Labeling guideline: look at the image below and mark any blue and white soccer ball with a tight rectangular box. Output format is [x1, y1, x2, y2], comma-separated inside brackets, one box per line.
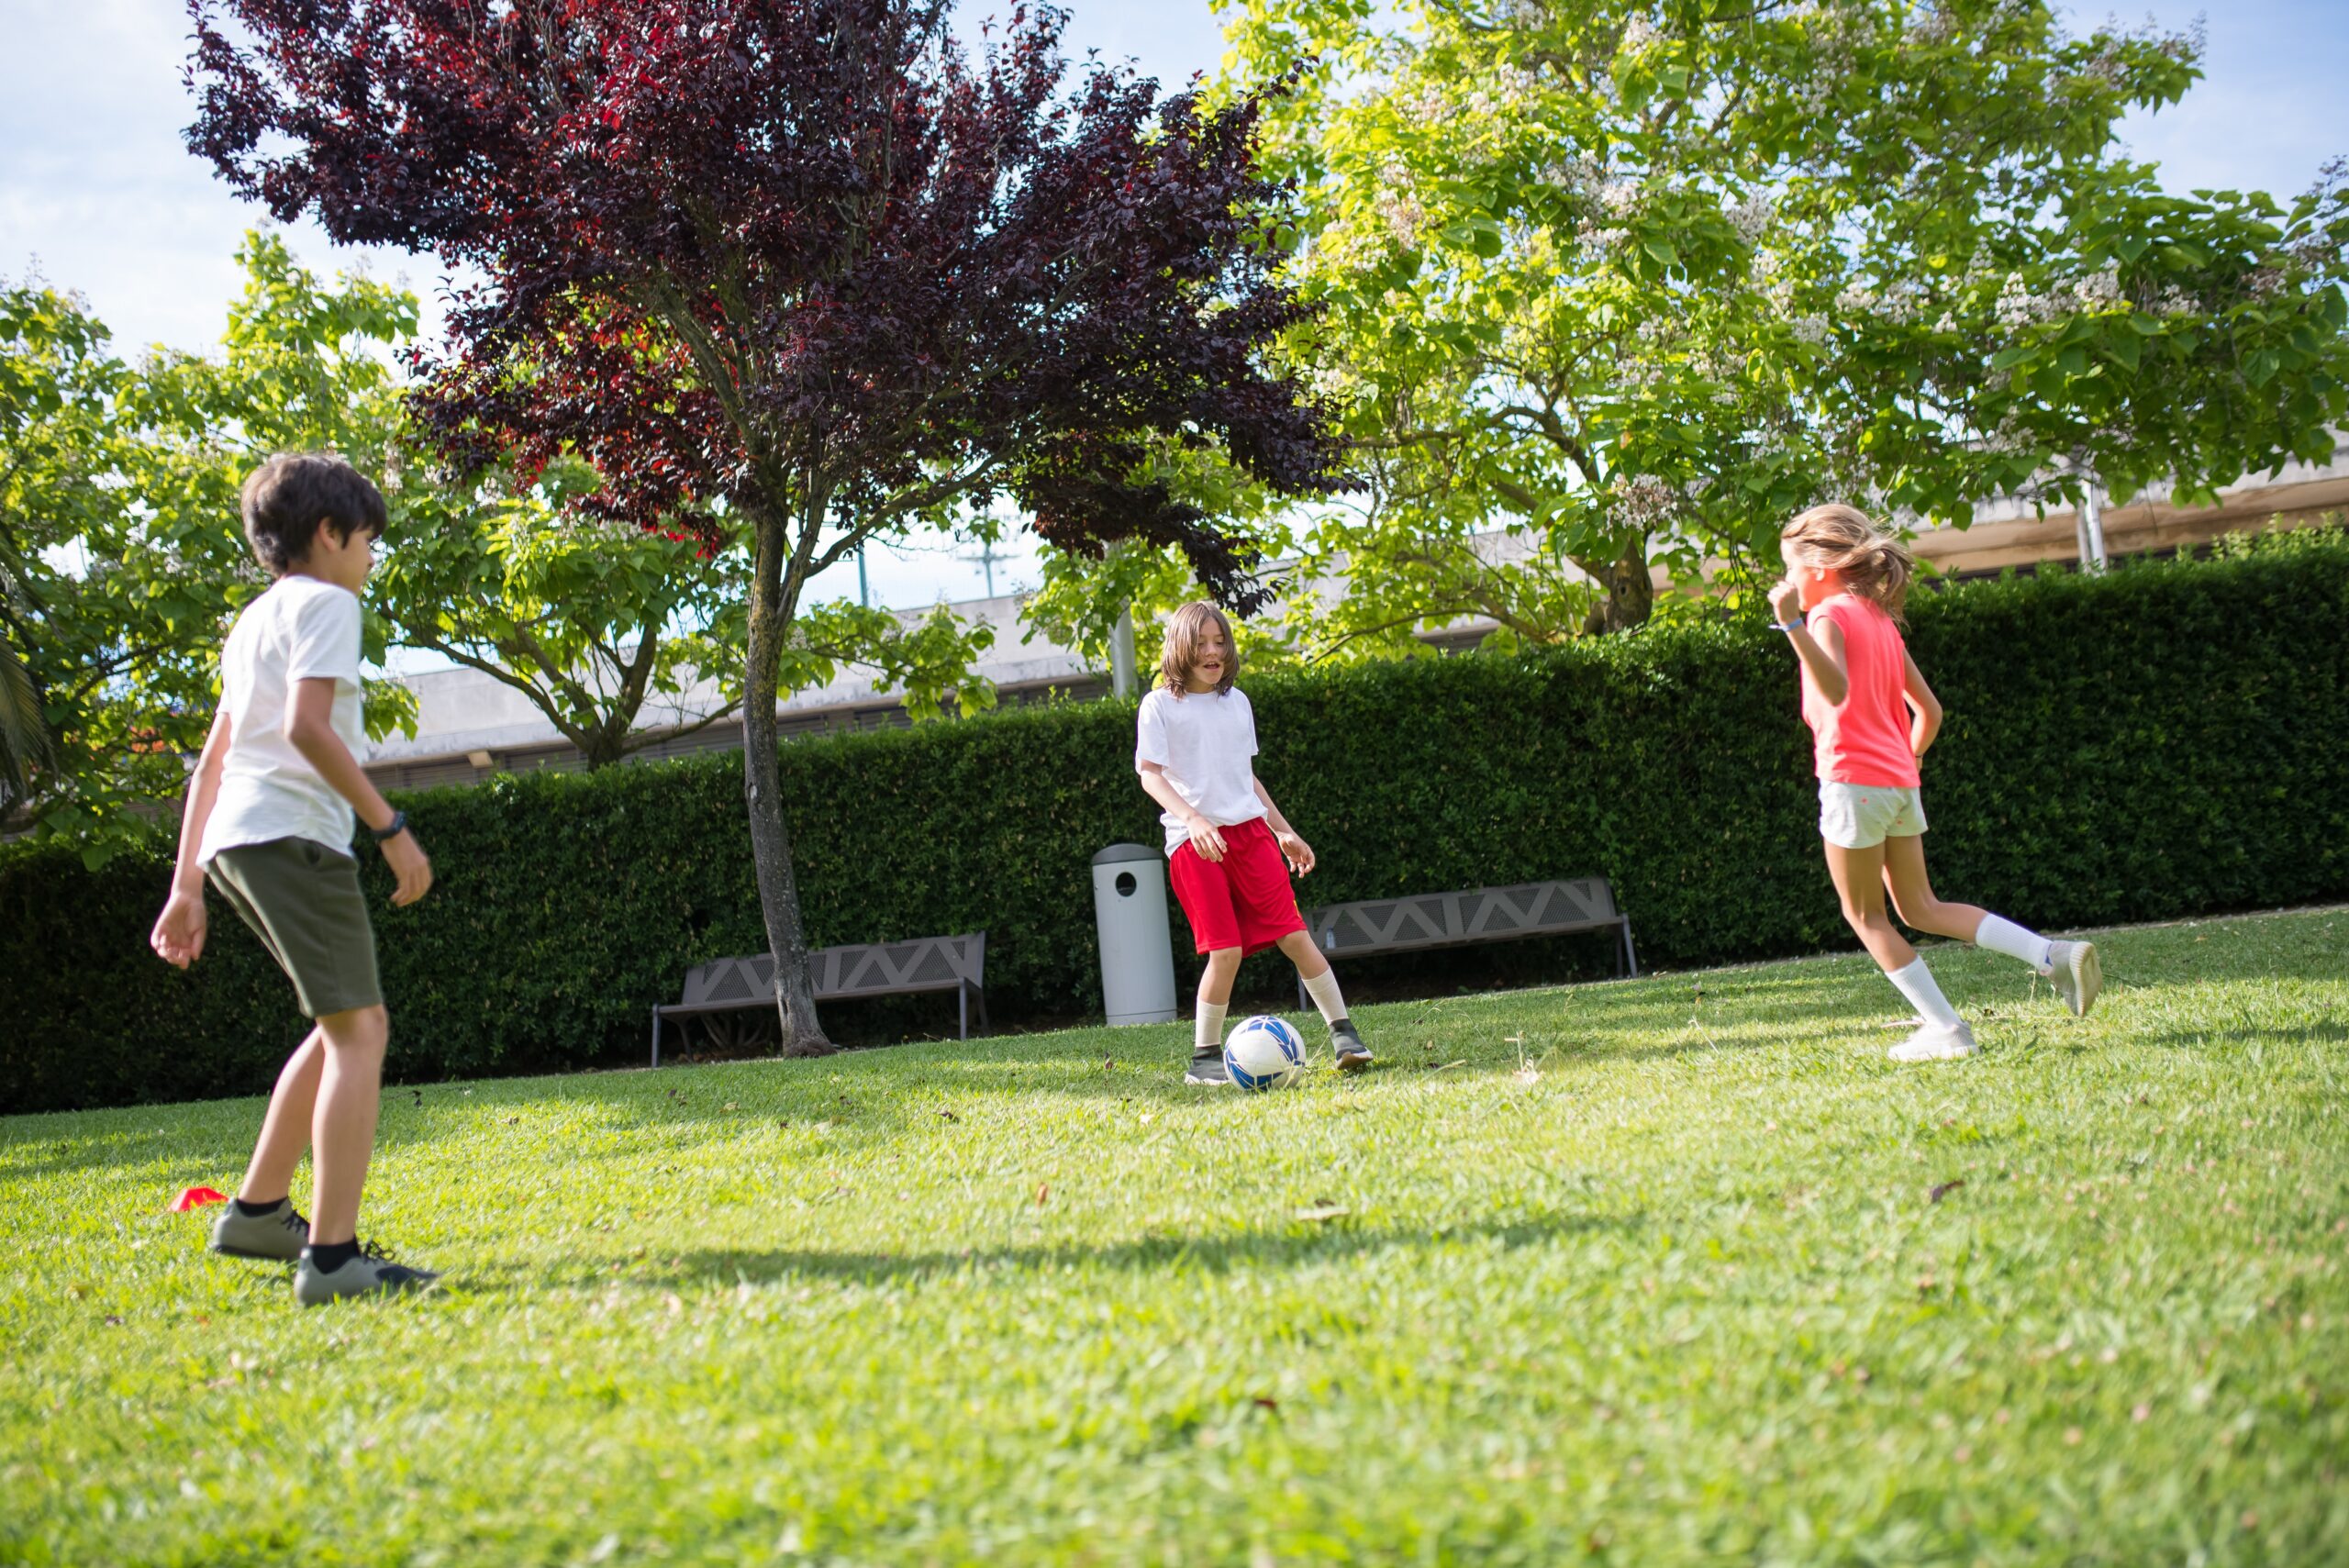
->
[1223, 1015, 1308, 1091]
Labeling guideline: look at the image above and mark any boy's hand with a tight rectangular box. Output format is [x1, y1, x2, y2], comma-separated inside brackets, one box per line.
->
[150, 889, 208, 969]
[382, 829, 434, 906]
[1185, 816, 1229, 863]
[1276, 828, 1316, 876]
[1767, 578, 1803, 625]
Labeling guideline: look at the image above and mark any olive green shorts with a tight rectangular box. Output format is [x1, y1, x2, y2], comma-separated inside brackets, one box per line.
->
[206, 837, 384, 1018]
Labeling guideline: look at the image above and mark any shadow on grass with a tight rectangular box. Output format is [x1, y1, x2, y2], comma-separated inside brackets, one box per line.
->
[485, 1209, 1646, 1296]
[2132, 1020, 2349, 1051]
[13, 912, 2330, 1180]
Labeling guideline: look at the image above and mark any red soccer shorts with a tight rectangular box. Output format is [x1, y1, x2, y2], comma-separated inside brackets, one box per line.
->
[1168, 817, 1307, 956]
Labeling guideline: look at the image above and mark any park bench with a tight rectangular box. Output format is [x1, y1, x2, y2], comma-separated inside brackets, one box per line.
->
[650, 932, 987, 1065]
[1297, 878, 1637, 1006]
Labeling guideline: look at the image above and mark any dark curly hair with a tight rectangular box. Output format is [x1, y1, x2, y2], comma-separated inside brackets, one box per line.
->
[239, 452, 387, 576]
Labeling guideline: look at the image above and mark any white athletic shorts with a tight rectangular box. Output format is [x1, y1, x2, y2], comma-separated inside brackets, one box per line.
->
[1818, 782, 1927, 850]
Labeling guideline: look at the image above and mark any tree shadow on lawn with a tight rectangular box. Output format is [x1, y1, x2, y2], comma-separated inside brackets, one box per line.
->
[2131, 1019, 2349, 1051]
[485, 1207, 1650, 1296]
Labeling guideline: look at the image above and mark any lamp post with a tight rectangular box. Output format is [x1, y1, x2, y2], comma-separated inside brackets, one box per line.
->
[1108, 606, 1137, 698]
[2075, 481, 2109, 574]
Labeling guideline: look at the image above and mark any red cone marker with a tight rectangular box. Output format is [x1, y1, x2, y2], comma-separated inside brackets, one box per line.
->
[172, 1186, 228, 1212]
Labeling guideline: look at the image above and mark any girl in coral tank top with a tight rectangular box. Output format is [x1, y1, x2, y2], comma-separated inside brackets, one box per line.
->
[1770, 505, 2102, 1062]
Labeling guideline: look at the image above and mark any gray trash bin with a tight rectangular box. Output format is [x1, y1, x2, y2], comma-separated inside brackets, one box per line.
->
[1092, 842, 1177, 1026]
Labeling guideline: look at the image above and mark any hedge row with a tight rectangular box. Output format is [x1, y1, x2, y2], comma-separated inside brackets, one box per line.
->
[5, 532, 2344, 1113]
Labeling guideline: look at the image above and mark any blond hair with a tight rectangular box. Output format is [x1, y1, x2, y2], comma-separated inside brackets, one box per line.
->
[1157, 601, 1238, 696]
[1781, 503, 1914, 625]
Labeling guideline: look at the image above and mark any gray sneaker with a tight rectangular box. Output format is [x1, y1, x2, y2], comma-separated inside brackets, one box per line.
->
[209, 1199, 309, 1262]
[1888, 1019, 1977, 1062]
[294, 1244, 441, 1307]
[1185, 1050, 1232, 1086]
[1330, 1021, 1372, 1073]
[2047, 940, 2102, 1018]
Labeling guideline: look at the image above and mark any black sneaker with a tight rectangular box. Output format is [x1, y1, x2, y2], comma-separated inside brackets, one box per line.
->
[294, 1242, 441, 1307]
[1331, 1020, 1372, 1073]
[209, 1198, 309, 1262]
[1184, 1049, 1232, 1086]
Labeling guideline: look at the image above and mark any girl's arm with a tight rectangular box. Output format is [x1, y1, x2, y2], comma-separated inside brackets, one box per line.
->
[1902, 650, 1943, 759]
[1140, 761, 1227, 862]
[1252, 776, 1315, 876]
[1767, 580, 1848, 705]
[1789, 616, 1849, 706]
[150, 706, 232, 968]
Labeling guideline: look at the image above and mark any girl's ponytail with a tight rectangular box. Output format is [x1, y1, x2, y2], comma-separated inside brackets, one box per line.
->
[1781, 504, 1915, 625]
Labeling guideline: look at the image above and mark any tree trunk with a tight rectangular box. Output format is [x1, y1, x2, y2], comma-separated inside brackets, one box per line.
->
[741, 513, 834, 1057]
[1574, 543, 1656, 635]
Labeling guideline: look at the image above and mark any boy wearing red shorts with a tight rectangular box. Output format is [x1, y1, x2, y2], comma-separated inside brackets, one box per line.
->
[1135, 602, 1372, 1085]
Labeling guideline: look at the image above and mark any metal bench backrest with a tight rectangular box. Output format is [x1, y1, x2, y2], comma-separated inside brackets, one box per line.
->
[1310, 878, 1620, 957]
[678, 933, 984, 1006]
[817, 933, 985, 999]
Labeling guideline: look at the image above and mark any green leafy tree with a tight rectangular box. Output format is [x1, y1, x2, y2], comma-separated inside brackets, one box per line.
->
[1219, 0, 2349, 647]
[0, 281, 265, 858]
[3, 236, 998, 858]
[1019, 442, 1308, 677]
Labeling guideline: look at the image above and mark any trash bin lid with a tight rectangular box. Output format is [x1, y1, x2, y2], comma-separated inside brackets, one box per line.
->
[1091, 842, 1162, 866]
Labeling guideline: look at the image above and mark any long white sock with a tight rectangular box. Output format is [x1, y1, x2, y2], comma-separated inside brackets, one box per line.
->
[1974, 914, 2054, 974]
[1195, 1000, 1229, 1053]
[1885, 957, 1965, 1029]
[1300, 968, 1349, 1027]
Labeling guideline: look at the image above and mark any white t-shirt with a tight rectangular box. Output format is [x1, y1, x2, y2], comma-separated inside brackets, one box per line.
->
[198, 575, 368, 864]
[1134, 684, 1266, 857]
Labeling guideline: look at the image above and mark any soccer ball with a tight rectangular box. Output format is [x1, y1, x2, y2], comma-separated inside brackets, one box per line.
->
[1223, 1015, 1308, 1091]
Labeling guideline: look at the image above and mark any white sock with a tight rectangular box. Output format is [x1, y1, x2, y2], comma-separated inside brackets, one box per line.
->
[1885, 957, 1965, 1029]
[1974, 914, 2054, 974]
[1195, 1000, 1229, 1053]
[1300, 967, 1349, 1027]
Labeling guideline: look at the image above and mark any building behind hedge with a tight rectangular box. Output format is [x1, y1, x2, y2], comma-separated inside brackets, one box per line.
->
[363, 441, 2349, 795]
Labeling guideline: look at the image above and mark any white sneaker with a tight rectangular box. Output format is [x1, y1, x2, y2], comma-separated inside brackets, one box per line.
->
[2046, 940, 2101, 1018]
[1888, 1020, 1976, 1062]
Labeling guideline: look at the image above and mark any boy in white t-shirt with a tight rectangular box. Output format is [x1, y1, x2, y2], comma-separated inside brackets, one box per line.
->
[1135, 602, 1371, 1084]
[149, 453, 441, 1306]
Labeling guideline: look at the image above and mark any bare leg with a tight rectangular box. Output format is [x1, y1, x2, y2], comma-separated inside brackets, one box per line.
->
[1822, 840, 1916, 973]
[238, 1027, 324, 1204]
[1879, 834, 1989, 943]
[308, 1004, 389, 1247]
[1275, 929, 1330, 981]
[1197, 949, 1243, 1011]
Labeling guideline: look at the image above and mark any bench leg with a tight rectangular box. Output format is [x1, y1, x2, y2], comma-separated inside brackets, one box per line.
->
[1621, 920, 1640, 979]
[974, 987, 989, 1037]
[650, 1006, 662, 1069]
[958, 985, 969, 1041]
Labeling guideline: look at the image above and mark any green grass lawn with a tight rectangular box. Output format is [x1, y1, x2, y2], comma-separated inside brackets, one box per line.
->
[3, 907, 2345, 1567]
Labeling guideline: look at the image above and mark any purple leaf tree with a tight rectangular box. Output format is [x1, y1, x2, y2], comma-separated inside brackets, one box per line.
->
[187, 0, 1343, 1052]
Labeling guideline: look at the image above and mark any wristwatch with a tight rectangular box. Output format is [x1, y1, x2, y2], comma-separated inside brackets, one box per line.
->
[370, 809, 411, 843]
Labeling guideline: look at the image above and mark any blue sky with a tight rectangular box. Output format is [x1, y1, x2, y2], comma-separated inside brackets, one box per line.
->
[5, 1, 2343, 609]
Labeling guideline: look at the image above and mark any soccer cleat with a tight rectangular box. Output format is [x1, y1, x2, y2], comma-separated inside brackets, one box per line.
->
[1888, 1019, 1976, 1062]
[1330, 1020, 1373, 1073]
[1184, 1050, 1233, 1086]
[208, 1199, 310, 1262]
[294, 1243, 441, 1307]
[2046, 940, 2101, 1018]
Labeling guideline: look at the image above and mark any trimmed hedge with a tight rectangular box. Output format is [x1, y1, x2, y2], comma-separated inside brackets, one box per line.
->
[5, 535, 2345, 1113]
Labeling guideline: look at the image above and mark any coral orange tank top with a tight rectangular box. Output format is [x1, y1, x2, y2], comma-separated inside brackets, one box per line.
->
[1799, 594, 1920, 787]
